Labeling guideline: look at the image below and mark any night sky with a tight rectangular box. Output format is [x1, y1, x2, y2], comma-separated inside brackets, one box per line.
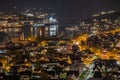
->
[0, 0, 120, 24]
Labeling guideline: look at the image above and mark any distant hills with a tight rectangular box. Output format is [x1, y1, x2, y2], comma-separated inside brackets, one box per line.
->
[84, 10, 120, 23]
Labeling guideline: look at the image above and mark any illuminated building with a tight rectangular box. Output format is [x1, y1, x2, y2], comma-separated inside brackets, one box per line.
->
[49, 17, 58, 36]
[33, 14, 58, 37]
[0, 20, 33, 41]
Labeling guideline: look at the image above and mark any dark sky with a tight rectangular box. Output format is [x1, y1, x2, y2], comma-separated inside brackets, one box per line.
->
[0, 0, 120, 24]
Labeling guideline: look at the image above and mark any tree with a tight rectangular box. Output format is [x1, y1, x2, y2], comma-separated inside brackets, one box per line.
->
[72, 44, 80, 54]
[39, 72, 49, 80]
[0, 62, 3, 66]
